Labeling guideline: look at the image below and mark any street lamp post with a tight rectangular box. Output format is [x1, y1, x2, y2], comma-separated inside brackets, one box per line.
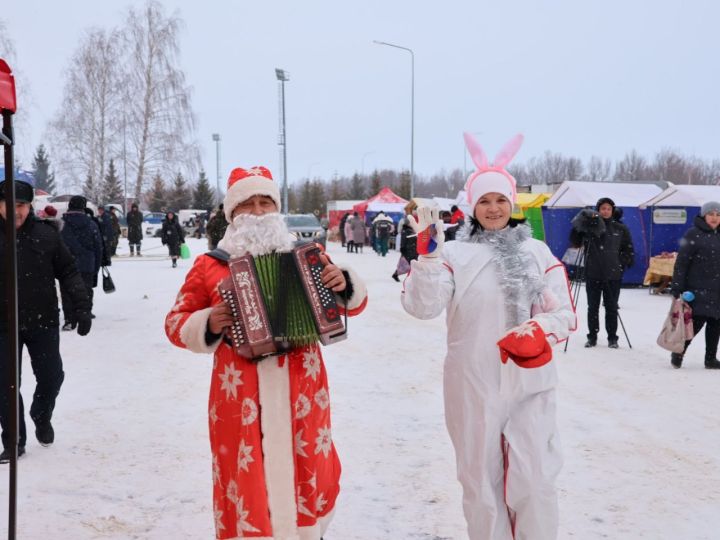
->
[373, 40, 414, 199]
[212, 133, 221, 205]
[275, 68, 290, 213]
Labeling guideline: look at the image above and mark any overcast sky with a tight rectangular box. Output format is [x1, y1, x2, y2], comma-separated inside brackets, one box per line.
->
[3, 0, 719, 189]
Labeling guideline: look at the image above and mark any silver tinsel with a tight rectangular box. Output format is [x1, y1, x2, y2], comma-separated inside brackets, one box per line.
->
[458, 222, 544, 330]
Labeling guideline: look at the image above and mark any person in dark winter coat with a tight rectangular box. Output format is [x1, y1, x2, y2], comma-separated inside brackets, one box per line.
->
[206, 204, 228, 250]
[669, 201, 720, 369]
[570, 197, 634, 349]
[392, 211, 419, 282]
[161, 211, 185, 267]
[85, 207, 111, 267]
[0, 180, 92, 463]
[339, 212, 350, 248]
[108, 206, 121, 256]
[126, 203, 143, 256]
[60, 196, 103, 327]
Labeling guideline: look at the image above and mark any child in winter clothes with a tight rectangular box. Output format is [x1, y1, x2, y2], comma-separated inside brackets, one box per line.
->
[401, 134, 575, 540]
[165, 167, 367, 540]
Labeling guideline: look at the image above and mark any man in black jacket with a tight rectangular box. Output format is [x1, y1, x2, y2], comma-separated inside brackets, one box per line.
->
[0, 180, 92, 463]
[570, 197, 635, 349]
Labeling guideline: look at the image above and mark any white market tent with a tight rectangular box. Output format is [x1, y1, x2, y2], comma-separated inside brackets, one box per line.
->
[545, 181, 662, 207]
[639, 184, 720, 208]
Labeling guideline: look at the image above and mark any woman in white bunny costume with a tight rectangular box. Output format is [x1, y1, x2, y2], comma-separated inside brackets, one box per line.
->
[401, 133, 576, 539]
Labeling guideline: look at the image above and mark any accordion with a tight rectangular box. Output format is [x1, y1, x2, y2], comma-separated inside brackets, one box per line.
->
[218, 243, 347, 360]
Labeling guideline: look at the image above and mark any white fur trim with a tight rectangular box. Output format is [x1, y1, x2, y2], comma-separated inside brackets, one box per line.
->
[337, 266, 367, 312]
[468, 171, 514, 209]
[257, 357, 298, 538]
[224, 176, 282, 220]
[178, 307, 222, 354]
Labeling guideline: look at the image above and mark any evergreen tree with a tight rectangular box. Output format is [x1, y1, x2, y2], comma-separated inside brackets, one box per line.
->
[102, 159, 124, 205]
[299, 180, 313, 214]
[328, 178, 345, 200]
[369, 169, 382, 197]
[348, 173, 366, 199]
[82, 173, 99, 203]
[31, 144, 56, 194]
[147, 173, 167, 212]
[167, 172, 192, 210]
[193, 170, 215, 211]
[310, 180, 326, 216]
[397, 170, 412, 200]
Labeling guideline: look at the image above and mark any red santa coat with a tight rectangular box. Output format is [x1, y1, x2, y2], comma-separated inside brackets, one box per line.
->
[165, 254, 367, 539]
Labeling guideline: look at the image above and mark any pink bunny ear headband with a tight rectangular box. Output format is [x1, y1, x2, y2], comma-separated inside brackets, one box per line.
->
[463, 132, 524, 209]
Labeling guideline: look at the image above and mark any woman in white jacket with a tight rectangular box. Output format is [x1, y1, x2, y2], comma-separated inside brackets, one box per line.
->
[401, 133, 576, 540]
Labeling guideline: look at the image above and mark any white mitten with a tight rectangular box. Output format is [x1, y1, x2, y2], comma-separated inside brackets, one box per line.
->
[406, 206, 445, 258]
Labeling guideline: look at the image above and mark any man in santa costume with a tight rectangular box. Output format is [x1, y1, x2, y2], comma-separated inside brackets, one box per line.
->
[165, 166, 367, 540]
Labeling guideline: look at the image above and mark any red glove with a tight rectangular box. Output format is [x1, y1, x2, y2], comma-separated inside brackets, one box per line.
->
[497, 320, 552, 369]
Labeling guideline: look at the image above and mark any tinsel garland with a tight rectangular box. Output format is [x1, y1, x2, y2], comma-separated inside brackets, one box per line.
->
[458, 222, 544, 330]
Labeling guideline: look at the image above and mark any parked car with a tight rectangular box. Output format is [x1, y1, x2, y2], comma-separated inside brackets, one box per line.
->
[143, 212, 165, 238]
[284, 213, 327, 247]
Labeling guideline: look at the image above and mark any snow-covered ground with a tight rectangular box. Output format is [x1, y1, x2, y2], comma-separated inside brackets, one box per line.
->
[1, 237, 719, 539]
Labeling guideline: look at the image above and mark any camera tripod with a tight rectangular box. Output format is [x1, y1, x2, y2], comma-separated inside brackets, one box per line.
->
[564, 236, 632, 352]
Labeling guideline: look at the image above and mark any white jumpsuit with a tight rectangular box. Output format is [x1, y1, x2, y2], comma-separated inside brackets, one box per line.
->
[401, 231, 575, 540]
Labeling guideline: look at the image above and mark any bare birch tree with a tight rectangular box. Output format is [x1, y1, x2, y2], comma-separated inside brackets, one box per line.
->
[47, 28, 123, 195]
[122, 1, 200, 200]
[583, 156, 612, 182]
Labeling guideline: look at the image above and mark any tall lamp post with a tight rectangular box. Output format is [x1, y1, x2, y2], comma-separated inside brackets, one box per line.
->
[212, 133, 221, 204]
[275, 68, 290, 213]
[373, 40, 414, 199]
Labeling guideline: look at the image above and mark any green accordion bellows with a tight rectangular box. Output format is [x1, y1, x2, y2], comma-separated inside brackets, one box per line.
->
[253, 252, 320, 347]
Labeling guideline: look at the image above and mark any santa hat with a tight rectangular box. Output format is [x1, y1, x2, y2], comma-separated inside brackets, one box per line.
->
[223, 166, 281, 221]
[463, 133, 523, 210]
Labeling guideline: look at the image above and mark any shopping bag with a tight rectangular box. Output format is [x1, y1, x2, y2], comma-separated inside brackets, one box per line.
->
[180, 243, 191, 260]
[396, 255, 411, 276]
[656, 298, 693, 353]
[102, 266, 116, 294]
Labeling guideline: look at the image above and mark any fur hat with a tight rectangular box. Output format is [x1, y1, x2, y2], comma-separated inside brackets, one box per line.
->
[701, 201, 720, 216]
[0, 180, 34, 203]
[463, 133, 523, 210]
[596, 197, 616, 210]
[223, 166, 281, 221]
[68, 195, 87, 211]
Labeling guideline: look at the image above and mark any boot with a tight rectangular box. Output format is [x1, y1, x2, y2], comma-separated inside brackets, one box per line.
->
[0, 446, 25, 464]
[137, 248, 142, 257]
[172, 257, 177, 268]
[671, 352, 683, 369]
[704, 357, 720, 369]
[130, 245, 135, 257]
[584, 338, 597, 348]
[608, 337, 619, 349]
[391, 272, 400, 282]
[35, 420, 54, 447]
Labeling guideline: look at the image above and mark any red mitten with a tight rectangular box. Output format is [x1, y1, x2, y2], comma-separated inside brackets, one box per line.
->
[497, 320, 553, 369]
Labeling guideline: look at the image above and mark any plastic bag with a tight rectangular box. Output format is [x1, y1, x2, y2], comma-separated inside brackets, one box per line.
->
[657, 298, 693, 353]
[180, 243, 191, 260]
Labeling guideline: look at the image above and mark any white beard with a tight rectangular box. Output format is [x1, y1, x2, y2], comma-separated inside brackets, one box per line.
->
[217, 212, 293, 257]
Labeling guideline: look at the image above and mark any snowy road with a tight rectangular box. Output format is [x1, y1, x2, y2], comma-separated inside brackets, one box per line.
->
[1, 237, 719, 539]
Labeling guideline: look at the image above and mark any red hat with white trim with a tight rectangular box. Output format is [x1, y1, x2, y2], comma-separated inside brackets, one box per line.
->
[223, 166, 281, 221]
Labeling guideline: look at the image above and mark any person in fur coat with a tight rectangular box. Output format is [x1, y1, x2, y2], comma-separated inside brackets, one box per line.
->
[401, 133, 576, 540]
[164, 166, 367, 540]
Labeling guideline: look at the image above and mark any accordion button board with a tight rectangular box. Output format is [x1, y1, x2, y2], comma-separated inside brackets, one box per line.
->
[217, 243, 347, 361]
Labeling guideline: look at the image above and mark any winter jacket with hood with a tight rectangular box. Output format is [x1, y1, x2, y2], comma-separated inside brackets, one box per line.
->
[161, 213, 185, 256]
[671, 215, 720, 318]
[0, 215, 91, 331]
[570, 214, 634, 281]
[61, 211, 103, 276]
[126, 207, 144, 244]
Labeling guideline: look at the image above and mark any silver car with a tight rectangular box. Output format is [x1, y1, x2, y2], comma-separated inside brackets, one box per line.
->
[284, 214, 327, 247]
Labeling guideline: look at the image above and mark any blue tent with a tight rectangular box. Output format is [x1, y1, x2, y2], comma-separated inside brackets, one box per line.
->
[640, 185, 720, 255]
[541, 181, 662, 285]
